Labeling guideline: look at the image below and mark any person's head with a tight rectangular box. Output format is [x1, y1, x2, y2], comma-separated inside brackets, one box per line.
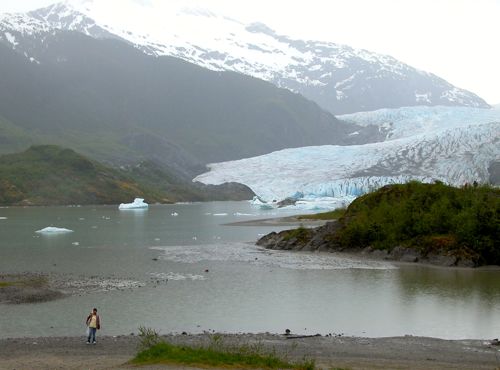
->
[93, 308, 97, 314]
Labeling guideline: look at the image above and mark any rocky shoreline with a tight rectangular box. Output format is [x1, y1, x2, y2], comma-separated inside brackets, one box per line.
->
[0, 272, 147, 304]
[257, 221, 478, 268]
[0, 333, 498, 369]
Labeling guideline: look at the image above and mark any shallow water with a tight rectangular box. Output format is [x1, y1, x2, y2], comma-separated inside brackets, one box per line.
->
[0, 202, 499, 339]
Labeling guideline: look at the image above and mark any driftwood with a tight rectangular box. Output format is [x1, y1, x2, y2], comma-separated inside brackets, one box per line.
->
[284, 334, 322, 339]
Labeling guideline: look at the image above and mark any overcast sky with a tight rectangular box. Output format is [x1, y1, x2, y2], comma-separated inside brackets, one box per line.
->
[2, 0, 499, 104]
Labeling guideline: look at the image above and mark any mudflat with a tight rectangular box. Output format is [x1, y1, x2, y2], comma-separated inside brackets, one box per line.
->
[0, 333, 498, 369]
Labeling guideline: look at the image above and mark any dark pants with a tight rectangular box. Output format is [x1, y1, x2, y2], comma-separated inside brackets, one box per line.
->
[87, 327, 97, 343]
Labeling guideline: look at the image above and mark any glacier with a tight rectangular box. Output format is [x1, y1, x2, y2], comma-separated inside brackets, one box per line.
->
[195, 106, 500, 208]
[339, 106, 500, 140]
[118, 198, 148, 210]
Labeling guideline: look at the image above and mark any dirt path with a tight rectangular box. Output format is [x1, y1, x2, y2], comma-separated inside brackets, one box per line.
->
[1, 333, 499, 369]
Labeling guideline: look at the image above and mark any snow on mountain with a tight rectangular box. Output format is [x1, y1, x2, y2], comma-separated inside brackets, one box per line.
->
[194, 107, 500, 205]
[0, 0, 489, 114]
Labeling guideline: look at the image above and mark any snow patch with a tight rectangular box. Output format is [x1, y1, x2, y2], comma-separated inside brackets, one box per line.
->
[4, 32, 18, 46]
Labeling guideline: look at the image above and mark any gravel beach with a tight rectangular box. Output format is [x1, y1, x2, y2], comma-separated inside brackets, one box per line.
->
[0, 333, 499, 369]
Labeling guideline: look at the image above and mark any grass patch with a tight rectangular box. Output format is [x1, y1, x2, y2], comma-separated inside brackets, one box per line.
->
[0, 281, 16, 288]
[132, 341, 314, 369]
[297, 208, 346, 221]
[283, 226, 312, 243]
[132, 328, 315, 369]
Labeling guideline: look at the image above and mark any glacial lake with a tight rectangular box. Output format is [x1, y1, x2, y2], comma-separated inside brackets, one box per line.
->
[1, 201, 499, 339]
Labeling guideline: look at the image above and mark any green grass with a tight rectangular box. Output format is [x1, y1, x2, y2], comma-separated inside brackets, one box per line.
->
[283, 226, 313, 243]
[132, 329, 315, 369]
[131, 341, 315, 369]
[297, 208, 346, 221]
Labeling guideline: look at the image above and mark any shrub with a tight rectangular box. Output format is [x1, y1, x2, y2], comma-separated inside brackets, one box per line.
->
[333, 182, 500, 265]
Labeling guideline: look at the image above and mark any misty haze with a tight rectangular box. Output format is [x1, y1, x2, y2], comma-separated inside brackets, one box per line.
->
[0, 1, 499, 369]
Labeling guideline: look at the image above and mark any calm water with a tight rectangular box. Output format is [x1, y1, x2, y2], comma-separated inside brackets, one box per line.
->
[0, 202, 499, 339]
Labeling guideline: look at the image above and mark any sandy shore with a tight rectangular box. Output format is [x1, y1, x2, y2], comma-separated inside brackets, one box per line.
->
[0, 333, 499, 369]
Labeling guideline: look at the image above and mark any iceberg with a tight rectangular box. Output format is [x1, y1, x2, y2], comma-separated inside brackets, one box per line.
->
[118, 198, 148, 210]
[36, 226, 73, 234]
[249, 195, 276, 210]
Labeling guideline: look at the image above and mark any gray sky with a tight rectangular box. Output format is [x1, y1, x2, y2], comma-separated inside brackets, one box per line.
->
[2, 0, 499, 104]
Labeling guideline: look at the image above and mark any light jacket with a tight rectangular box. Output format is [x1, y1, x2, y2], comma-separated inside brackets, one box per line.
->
[86, 313, 101, 330]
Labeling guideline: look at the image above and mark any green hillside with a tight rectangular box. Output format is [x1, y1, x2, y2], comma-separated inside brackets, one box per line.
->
[0, 145, 165, 205]
[260, 182, 500, 266]
[336, 182, 499, 264]
[0, 145, 252, 206]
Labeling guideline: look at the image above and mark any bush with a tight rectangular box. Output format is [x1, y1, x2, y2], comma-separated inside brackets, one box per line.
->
[334, 182, 500, 265]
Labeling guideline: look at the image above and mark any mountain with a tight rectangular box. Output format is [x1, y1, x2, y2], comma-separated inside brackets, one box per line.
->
[0, 145, 166, 206]
[1, 0, 490, 115]
[0, 24, 367, 178]
[195, 107, 500, 203]
[0, 145, 254, 206]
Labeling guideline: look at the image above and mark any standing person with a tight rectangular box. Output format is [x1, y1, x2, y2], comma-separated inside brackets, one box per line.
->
[85, 308, 101, 344]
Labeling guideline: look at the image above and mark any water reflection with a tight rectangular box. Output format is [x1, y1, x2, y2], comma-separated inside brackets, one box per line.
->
[395, 265, 500, 304]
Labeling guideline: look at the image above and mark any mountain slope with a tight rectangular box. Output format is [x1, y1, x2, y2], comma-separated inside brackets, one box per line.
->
[0, 145, 165, 205]
[1, 0, 490, 114]
[0, 145, 254, 206]
[195, 107, 500, 202]
[0, 28, 364, 176]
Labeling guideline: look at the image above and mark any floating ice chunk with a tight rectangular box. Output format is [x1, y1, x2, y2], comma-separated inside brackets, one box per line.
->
[71, 242, 80, 246]
[118, 198, 148, 210]
[0, 217, 7, 220]
[171, 212, 179, 216]
[250, 196, 275, 209]
[36, 227, 73, 234]
[213, 213, 228, 216]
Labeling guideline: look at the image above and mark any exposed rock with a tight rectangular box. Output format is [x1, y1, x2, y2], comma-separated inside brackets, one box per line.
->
[277, 198, 297, 208]
[424, 254, 458, 267]
[257, 222, 478, 268]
